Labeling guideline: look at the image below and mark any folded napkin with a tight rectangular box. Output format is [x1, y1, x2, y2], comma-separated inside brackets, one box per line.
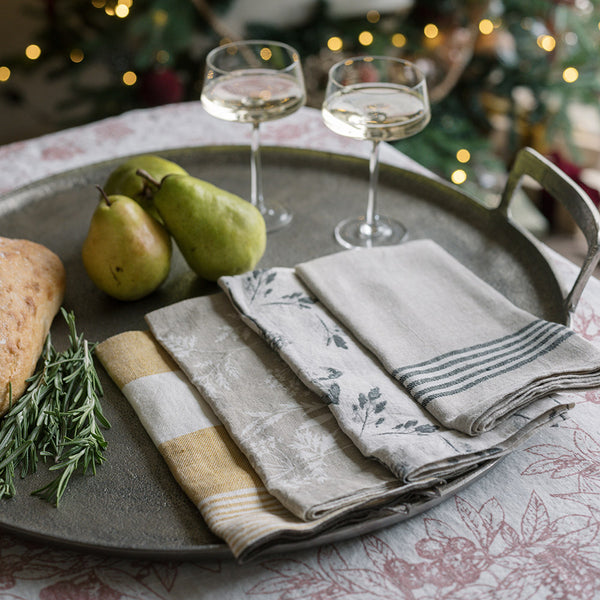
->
[145, 292, 416, 521]
[294, 239, 600, 434]
[96, 330, 409, 562]
[219, 267, 570, 481]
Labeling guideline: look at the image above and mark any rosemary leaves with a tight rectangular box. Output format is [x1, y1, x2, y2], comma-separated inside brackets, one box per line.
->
[0, 308, 110, 506]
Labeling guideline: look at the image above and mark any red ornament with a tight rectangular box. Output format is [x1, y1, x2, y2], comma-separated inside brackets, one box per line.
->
[548, 152, 600, 207]
[139, 68, 184, 106]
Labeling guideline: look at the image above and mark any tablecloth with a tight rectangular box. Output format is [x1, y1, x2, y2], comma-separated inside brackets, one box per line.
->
[1, 102, 599, 600]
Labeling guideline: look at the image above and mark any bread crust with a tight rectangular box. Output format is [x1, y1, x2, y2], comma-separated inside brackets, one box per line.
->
[0, 237, 66, 416]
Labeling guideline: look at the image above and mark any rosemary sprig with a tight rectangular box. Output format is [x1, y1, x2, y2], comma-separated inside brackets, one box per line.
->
[0, 309, 110, 506]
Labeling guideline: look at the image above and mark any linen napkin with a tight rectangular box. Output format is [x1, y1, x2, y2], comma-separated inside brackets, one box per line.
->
[294, 239, 600, 434]
[219, 267, 570, 481]
[145, 292, 419, 521]
[96, 330, 410, 562]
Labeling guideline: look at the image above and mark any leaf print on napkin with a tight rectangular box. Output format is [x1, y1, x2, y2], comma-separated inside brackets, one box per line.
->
[280, 291, 316, 309]
[243, 269, 278, 302]
[391, 420, 439, 435]
[316, 315, 348, 349]
[317, 368, 343, 381]
[352, 387, 387, 435]
[325, 382, 341, 405]
[244, 269, 316, 310]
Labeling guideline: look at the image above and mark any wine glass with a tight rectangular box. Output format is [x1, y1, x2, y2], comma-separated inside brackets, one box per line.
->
[201, 40, 306, 232]
[322, 56, 430, 248]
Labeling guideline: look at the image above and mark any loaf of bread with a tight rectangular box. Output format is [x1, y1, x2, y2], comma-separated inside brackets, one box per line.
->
[0, 237, 66, 416]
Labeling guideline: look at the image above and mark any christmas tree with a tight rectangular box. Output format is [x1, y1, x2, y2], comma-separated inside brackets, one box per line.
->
[1, 0, 599, 195]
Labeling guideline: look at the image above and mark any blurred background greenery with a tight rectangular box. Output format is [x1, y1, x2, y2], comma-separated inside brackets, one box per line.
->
[0, 0, 599, 236]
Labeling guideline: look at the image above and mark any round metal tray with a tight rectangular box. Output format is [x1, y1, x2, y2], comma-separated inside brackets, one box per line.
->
[0, 146, 581, 560]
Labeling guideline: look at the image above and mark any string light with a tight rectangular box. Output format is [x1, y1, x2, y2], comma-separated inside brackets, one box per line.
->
[562, 67, 579, 83]
[122, 70, 137, 85]
[423, 23, 439, 39]
[358, 31, 374, 46]
[91, 0, 105, 7]
[25, 44, 41, 60]
[0, 66, 10, 82]
[115, 3, 129, 18]
[479, 19, 494, 35]
[327, 36, 343, 51]
[366, 10, 380, 23]
[456, 149, 471, 163]
[391, 33, 406, 48]
[153, 9, 168, 26]
[104, 5, 115, 15]
[156, 49, 170, 64]
[537, 34, 556, 51]
[69, 48, 84, 63]
[451, 169, 467, 184]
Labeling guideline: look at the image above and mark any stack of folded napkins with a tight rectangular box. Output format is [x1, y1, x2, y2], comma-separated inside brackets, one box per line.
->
[96, 239, 600, 562]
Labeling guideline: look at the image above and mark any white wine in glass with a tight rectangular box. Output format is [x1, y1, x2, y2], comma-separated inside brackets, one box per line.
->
[322, 56, 430, 248]
[201, 40, 306, 232]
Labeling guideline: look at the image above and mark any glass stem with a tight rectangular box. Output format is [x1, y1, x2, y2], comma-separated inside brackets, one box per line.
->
[250, 122, 265, 214]
[365, 140, 381, 232]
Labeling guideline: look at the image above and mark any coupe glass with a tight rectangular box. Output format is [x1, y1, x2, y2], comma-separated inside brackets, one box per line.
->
[322, 56, 430, 248]
[201, 40, 306, 232]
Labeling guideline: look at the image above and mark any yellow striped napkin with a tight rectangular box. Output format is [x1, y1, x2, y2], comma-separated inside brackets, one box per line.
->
[95, 330, 401, 562]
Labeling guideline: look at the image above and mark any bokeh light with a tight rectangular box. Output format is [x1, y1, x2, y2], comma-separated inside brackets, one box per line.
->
[424, 23, 439, 39]
[451, 169, 467, 184]
[358, 31, 374, 46]
[479, 19, 494, 35]
[562, 67, 579, 83]
[327, 36, 343, 52]
[69, 48, 84, 63]
[537, 34, 556, 51]
[25, 44, 41, 60]
[122, 70, 137, 85]
[115, 3, 129, 18]
[366, 10, 380, 23]
[156, 50, 170, 64]
[456, 149, 471, 163]
[391, 33, 406, 48]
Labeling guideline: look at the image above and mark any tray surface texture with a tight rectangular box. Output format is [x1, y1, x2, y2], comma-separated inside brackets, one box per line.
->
[0, 146, 566, 559]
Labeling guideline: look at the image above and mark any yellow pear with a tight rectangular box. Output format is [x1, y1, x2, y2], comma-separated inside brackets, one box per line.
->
[82, 187, 172, 301]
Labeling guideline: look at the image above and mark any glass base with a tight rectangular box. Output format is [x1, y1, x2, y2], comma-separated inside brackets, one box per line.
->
[334, 215, 408, 249]
[261, 201, 293, 233]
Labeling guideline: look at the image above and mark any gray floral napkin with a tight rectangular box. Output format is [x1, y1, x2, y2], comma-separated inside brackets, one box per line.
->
[146, 292, 419, 522]
[219, 267, 570, 481]
[294, 239, 600, 435]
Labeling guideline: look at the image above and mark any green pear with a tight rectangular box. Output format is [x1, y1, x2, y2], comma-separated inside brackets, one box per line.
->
[82, 188, 172, 301]
[103, 155, 188, 221]
[149, 173, 266, 282]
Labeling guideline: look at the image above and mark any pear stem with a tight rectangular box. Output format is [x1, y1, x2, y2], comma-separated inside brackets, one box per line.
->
[136, 169, 162, 189]
[96, 185, 112, 206]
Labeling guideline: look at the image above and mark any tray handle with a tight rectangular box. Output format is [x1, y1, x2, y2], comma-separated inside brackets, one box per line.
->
[498, 146, 600, 317]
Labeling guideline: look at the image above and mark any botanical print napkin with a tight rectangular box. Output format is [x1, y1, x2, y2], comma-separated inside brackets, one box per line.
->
[95, 330, 408, 563]
[295, 239, 600, 435]
[145, 293, 418, 521]
[219, 268, 571, 481]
